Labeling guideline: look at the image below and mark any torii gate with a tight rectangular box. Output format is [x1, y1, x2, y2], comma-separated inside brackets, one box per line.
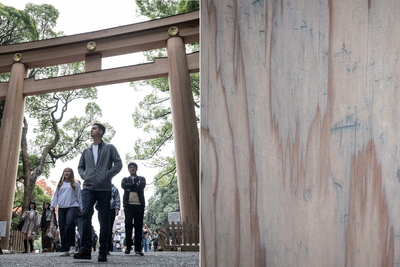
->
[0, 11, 199, 250]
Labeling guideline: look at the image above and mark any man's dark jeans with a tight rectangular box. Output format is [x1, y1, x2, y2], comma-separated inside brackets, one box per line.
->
[99, 208, 116, 252]
[109, 209, 116, 252]
[58, 207, 79, 252]
[124, 204, 144, 252]
[81, 189, 111, 253]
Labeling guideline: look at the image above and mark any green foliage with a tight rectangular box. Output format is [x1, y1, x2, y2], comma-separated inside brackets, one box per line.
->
[135, 0, 199, 19]
[11, 184, 52, 231]
[144, 156, 179, 231]
[0, 3, 35, 44]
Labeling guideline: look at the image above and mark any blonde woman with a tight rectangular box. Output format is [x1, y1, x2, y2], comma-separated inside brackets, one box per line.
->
[51, 168, 82, 256]
[21, 201, 40, 253]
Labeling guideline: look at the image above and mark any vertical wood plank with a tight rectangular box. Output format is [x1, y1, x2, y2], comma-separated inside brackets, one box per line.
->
[85, 53, 102, 72]
[167, 37, 200, 225]
[0, 63, 27, 250]
[201, 0, 400, 266]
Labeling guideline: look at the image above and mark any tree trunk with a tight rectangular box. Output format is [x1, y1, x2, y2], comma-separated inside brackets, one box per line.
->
[20, 117, 33, 214]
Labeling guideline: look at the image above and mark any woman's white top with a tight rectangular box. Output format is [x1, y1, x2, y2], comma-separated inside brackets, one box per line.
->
[51, 181, 82, 211]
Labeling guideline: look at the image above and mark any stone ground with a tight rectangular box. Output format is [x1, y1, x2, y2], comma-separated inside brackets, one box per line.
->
[0, 251, 199, 267]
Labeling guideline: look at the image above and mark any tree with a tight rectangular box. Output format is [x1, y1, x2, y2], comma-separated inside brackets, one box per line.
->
[128, 1, 199, 183]
[144, 156, 180, 231]
[36, 179, 55, 197]
[0, 3, 115, 214]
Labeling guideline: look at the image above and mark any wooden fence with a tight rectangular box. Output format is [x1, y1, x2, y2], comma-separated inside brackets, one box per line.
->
[9, 230, 24, 252]
[158, 221, 199, 251]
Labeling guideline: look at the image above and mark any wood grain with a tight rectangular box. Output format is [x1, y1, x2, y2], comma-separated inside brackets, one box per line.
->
[167, 37, 199, 224]
[85, 53, 102, 72]
[0, 63, 27, 250]
[201, 0, 400, 266]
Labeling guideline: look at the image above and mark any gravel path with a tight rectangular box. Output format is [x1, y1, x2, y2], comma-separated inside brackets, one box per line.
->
[0, 251, 199, 267]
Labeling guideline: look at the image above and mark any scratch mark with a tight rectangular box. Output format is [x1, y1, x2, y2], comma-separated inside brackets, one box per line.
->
[352, 60, 360, 73]
[301, 20, 308, 29]
[397, 169, 400, 183]
[310, 28, 313, 37]
[331, 123, 360, 132]
[303, 189, 311, 202]
[252, 0, 260, 4]
[333, 182, 342, 189]
[370, 61, 375, 67]
[386, 76, 392, 85]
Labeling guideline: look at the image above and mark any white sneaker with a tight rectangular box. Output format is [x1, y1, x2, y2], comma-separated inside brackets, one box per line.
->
[60, 251, 69, 256]
[69, 246, 75, 255]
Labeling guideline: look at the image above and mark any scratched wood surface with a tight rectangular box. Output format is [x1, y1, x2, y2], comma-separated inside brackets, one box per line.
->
[201, 0, 400, 266]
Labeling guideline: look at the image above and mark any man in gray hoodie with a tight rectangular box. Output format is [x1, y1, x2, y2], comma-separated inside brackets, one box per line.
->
[74, 123, 122, 262]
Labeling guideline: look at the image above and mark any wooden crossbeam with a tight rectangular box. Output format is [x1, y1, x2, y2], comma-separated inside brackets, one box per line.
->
[0, 52, 198, 100]
[0, 11, 199, 73]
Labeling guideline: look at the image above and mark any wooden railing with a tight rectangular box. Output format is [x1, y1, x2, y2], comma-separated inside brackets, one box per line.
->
[9, 230, 24, 252]
[158, 221, 199, 251]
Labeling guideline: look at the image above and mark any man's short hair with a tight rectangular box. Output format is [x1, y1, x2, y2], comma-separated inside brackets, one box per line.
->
[128, 162, 138, 169]
[93, 123, 106, 137]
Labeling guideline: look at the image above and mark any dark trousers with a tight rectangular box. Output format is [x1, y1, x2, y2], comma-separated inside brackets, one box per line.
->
[41, 221, 52, 250]
[75, 214, 82, 249]
[124, 204, 144, 252]
[81, 189, 111, 253]
[58, 207, 79, 252]
[108, 209, 116, 252]
[98, 208, 116, 252]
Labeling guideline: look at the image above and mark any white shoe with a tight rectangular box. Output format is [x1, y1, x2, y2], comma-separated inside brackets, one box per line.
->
[60, 251, 69, 256]
[69, 246, 75, 255]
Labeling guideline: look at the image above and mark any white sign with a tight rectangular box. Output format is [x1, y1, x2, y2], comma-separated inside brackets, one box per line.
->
[0, 221, 6, 237]
[168, 212, 181, 223]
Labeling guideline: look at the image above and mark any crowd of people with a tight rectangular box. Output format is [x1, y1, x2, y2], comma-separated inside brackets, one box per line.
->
[18, 122, 158, 262]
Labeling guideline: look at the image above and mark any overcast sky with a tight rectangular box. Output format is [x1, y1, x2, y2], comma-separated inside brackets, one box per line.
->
[2, 0, 173, 232]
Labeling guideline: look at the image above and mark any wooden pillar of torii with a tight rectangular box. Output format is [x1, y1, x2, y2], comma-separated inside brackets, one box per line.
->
[167, 37, 199, 224]
[0, 63, 27, 250]
[0, 11, 199, 250]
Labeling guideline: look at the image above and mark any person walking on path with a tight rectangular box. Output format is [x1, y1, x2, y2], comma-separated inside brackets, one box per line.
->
[40, 202, 57, 252]
[92, 228, 98, 252]
[142, 223, 151, 252]
[95, 183, 120, 255]
[51, 167, 82, 256]
[152, 231, 159, 251]
[74, 123, 122, 262]
[113, 231, 121, 252]
[21, 201, 40, 253]
[121, 162, 146, 256]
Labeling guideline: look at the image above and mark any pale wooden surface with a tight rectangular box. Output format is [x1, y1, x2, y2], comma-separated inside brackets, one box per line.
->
[85, 53, 102, 72]
[0, 11, 199, 73]
[201, 0, 400, 266]
[167, 37, 199, 224]
[0, 63, 27, 250]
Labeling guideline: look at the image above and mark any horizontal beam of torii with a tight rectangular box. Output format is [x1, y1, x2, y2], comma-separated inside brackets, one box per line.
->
[0, 52, 199, 100]
[0, 11, 199, 72]
[0, 11, 199, 251]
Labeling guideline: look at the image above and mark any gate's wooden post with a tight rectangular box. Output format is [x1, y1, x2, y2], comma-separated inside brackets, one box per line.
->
[0, 63, 27, 250]
[166, 37, 199, 224]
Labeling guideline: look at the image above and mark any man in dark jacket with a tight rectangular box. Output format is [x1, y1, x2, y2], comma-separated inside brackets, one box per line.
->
[74, 123, 122, 262]
[121, 162, 146, 256]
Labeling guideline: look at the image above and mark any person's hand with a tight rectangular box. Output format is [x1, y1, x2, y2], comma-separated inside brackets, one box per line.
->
[115, 210, 119, 216]
[79, 211, 83, 216]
